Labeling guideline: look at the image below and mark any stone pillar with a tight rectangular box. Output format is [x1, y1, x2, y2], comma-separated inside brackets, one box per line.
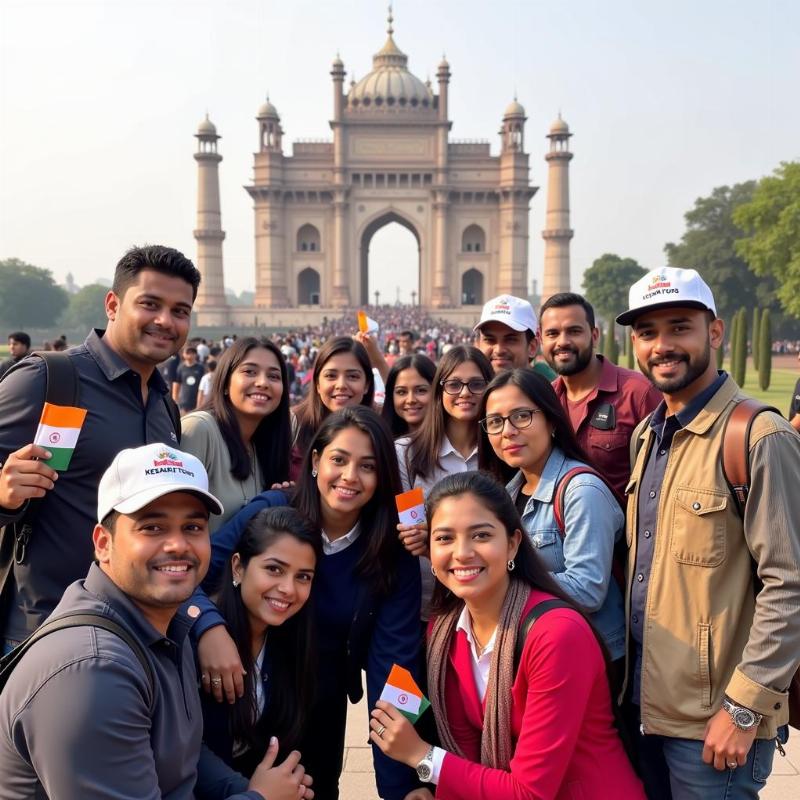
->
[431, 191, 451, 307]
[330, 192, 350, 308]
[542, 116, 574, 300]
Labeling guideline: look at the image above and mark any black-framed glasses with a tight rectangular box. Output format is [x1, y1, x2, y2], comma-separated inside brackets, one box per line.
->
[480, 407, 542, 435]
[439, 378, 488, 396]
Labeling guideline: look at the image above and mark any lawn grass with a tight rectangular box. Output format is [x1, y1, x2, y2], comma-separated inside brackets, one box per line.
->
[724, 362, 797, 417]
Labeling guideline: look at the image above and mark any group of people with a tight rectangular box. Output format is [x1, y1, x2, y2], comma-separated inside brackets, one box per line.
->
[0, 244, 798, 800]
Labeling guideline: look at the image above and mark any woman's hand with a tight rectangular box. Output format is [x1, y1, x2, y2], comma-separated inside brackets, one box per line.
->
[354, 331, 390, 382]
[397, 522, 429, 558]
[403, 790, 434, 800]
[197, 625, 246, 704]
[270, 480, 296, 490]
[369, 700, 430, 768]
[248, 736, 314, 800]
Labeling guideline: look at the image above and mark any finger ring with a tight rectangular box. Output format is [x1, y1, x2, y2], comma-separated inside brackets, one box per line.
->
[211, 677, 222, 687]
[727, 761, 737, 769]
[377, 724, 386, 738]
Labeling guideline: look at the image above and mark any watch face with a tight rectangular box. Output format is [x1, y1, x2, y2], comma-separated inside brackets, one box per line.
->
[417, 763, 432, 782]
[734, 708, 756, 728]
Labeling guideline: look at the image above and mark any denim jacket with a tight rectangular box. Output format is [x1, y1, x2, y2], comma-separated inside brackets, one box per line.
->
[506, 447, 626, 660]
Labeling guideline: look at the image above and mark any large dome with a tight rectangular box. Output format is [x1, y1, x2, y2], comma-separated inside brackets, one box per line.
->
[347, 16, 433, 111]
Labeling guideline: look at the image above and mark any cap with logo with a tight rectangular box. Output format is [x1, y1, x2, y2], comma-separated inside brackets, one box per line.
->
[474, 295, 538, 335]
[97, 443, 224, 523]
[616, 267, 716, 326]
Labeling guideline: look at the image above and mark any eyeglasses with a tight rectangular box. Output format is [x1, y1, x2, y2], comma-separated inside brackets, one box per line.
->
[480, 407, 542, 435]
[439, 378, 488, 396]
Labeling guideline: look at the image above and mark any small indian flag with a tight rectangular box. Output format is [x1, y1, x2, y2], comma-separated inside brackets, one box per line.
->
[33, 402, 88, 471]
[357, 310, 379, 335]
[379, 664, 430, 723]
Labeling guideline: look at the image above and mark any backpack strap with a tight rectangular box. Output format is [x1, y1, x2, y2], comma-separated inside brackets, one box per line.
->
[163, 395, 182, 442]
[32, 351, 80, 407]
[0, 612, 156, 713]
[513, 599, 572, 673]
[721, 399, 779, 519]
[553, 466, 607, 537]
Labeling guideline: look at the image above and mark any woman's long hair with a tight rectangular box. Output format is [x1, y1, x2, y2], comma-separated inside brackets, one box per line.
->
[477, 368, 591, 485]
[205, 337, 291, 485]
[293, 406, 403, 596]
[381, 354, 436, 438]
[293, 336, 375, 457]
[406, 346, 493, 483]
[215, 506, 322, 756]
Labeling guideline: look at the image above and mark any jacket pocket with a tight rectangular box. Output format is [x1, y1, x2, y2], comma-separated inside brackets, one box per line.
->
[589, 430, 628, 453]
[527, 529, 562, 571]
[698, 622, 712, 709]
[671, 487, 727, 567]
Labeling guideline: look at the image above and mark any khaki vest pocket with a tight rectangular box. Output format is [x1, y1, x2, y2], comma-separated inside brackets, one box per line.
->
[671, 488, 728, 566]
[698, 622, 712, 709]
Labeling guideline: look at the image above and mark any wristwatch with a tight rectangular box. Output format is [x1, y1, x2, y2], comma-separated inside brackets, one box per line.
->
[722, 697, 762, 731]
[415, 746, 435, 783]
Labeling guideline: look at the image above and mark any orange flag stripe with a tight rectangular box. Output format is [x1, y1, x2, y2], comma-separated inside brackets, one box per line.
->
[386, 664, 422, 697]
[395, 487, 424, 513]
[40, 402, 87, 429]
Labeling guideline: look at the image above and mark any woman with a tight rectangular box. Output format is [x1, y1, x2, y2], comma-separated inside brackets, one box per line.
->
[193, 406, 421, 800]
[477, 368, 626, 663]
[291, 336, 375, 478]
[201, 506, 321, 779]
[181, 337, 291, 532]
[369, 472, 644, 800]
[381, 354, 436, 439]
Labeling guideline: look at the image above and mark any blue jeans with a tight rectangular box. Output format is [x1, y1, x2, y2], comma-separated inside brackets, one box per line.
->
[635, 725, 788, 799]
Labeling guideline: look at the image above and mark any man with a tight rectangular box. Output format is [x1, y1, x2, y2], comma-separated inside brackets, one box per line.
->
[0, 444, 311, 799]
[0, 332, 31, 379]
[173, 345, 206, 414]
[790, 351, 800, 432]
[474, 294, 556, 379]
[618, 267, 800, 798]
[397, 330, 415, 356]
[0, 244, 197, 648]
[539, 292, 660, 500]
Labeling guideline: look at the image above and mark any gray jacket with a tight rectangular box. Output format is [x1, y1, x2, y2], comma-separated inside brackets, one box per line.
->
[0, 564, 262, 800]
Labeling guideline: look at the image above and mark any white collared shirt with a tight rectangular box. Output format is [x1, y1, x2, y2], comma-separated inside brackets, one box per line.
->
[428, 608, 498, 784]
[321, 523, 361, 555]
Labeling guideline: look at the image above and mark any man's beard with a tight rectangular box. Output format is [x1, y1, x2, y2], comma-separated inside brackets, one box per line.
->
[640, 340, 711, 393]
[550, 344, 594, 376]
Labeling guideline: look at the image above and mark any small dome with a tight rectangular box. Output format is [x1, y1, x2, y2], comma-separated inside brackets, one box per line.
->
[438, 55, 450, 71]
[197, 115, 217, 136]
[257, 96, 280, 119]
[332, 52, 344, 69]
[504, 99, 526, 118]
[549, 114, 570, 134]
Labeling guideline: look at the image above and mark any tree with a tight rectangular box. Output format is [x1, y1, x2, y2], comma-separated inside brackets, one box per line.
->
[582, 254, 646, 320]
[733, 307, 748, 387]
[734, 162, 800, 318]
[605, 318, 619, 365]
[751, 307, 761, 372]
[728, 311, 739, 373]
[664, 182, 779, 323]
[0, 258, 69, 329]
[627, 337, 635, 370]
[758, 310, 772, 391]
[61, 283, 110, 332]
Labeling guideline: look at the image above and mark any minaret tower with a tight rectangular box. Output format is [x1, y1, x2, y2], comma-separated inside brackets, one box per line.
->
[498, 99, 536, 298]
[431, 53, 452, 307]
[193, 115, 228, 323]
[541, 114, 574, 299]
[330, 53, 350, 308]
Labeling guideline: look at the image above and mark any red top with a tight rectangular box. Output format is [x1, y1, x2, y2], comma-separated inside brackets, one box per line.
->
[552, 355, 661, 501]
[434, 589, 645, 800]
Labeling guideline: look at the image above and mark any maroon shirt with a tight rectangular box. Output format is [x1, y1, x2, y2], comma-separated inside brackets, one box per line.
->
[553, 355, 661, 501]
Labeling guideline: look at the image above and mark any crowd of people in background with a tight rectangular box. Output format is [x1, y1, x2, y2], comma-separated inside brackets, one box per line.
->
[0, 245, 798, 800]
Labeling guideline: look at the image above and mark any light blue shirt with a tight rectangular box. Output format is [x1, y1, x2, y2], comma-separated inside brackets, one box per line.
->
[506, 447, 626, 660]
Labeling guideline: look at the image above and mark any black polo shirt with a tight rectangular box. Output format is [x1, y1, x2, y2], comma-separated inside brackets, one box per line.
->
[0, 329, 178, 640]
[630, 371, 727, 703]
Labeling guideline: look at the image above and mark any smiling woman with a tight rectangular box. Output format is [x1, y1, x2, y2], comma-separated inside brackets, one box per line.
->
[180, 337, 292, 532]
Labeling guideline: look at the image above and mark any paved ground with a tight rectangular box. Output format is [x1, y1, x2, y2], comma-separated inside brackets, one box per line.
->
[339, 694, 799, 799]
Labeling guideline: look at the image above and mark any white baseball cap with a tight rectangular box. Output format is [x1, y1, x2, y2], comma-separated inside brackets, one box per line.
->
[474, 295, 538, 335]
[616, 267, 716, 326]
[97, 443, 223, 523]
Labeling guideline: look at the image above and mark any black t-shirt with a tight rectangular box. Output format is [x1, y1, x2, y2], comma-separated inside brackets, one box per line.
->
[790, 377, 800, 422]
[176, 362, 206, 409]
[515, 487, 532, 516]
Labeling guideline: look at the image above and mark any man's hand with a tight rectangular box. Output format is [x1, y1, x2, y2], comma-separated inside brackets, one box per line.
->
[249, 737, 314, 800]
[369, 700, 430, 768]
[403, 791, 434, 800]
[197, 625, 246, 704]
[0, 444, 58, 510]
[702, 708, 758, 771]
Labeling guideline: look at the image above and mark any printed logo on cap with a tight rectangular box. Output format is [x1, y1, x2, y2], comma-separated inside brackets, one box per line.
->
[153, 450, 184, 468]
[647, 270, 671, 292]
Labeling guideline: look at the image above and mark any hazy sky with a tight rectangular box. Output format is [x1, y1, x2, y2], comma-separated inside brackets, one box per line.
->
[1, 0, 798, 304]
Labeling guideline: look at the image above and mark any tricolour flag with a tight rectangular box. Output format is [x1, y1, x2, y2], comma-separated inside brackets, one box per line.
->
[395, 488, 425, 526]
[34, 402, 88, 471]
[357, 310, 379, 335]
[379, 664, 430, 723]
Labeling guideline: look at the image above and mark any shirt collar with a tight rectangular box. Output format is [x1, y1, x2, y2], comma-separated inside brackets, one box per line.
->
[85, 328, 168, 394]
[83, 562, 191, 647]
[455, 604, 496, 660]
[595, 355, 619, 393]
[504, 447, 566, 505]
[649, 371, 728, 435]
[321, 522, 361, 554]
[439, 435, 478, 462]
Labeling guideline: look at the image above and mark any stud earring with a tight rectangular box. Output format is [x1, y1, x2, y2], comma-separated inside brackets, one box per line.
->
[507, 559, 516, 572]
[312, 468, 318, 478]
[232, 578, 240, 588]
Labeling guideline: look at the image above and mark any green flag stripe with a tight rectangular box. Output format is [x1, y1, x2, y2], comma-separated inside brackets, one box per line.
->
[44, 447, 75, 471]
